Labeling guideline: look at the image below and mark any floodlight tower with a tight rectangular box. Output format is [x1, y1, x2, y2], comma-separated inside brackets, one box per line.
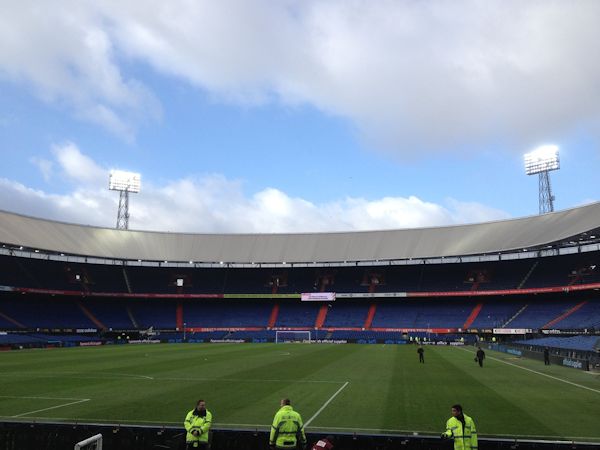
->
[524, 145, 560, 214]
[108, 170, 141, 230]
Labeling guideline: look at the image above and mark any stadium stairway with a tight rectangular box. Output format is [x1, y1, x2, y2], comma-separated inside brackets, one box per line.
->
[126, 306, 139, 329]
[268, 304, 279, 328]
[77, 301, 106, 330]
[363, 304, 377, 328]
[0, 310, 26, 329]
[463, 303, 483, 329]
[176, 302, 184, 329]
[122, 267, 133, 293]
[542, 301, 588, 329]
[518, 261, 539, 289]
[315, 304, 329, 328]
[502, 304, 528, 328]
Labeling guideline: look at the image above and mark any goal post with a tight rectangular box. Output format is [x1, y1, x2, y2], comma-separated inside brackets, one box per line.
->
[275, 330, 312, 343]
[74, 434, 102, 450]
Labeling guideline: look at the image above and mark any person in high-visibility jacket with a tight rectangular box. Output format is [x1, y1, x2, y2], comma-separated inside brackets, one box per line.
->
[269, 398, 307, 449]
[184, 399, 212, 449]
[441, 404, 477, 450]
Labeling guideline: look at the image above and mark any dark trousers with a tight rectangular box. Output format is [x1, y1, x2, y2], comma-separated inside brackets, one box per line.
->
[477, 358, 483, 367]
[544, 358, 550, 365]
[419, 354, 424, 363]
[186, 442, 208, 450]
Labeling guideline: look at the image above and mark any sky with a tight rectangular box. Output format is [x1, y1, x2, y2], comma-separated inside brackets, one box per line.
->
[1, 0, 599, 234]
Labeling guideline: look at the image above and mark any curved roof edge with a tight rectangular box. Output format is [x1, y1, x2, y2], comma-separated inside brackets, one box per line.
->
[1, 203, 599, 263]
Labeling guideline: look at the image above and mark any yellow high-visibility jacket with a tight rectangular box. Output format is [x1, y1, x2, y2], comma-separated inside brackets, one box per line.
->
[269, 405, 307, 449]
[184, 409, 212, 445]
[443, 414, 477, 450]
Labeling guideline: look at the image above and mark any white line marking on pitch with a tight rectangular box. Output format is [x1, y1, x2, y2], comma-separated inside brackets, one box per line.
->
[0, 372, 153, 380]
[106, 372, 154, 380]
[0, 395, 86, 400]
[304, 382, 349, 428]
[456, 347, 600, 395]
[11, 398, 90, 418]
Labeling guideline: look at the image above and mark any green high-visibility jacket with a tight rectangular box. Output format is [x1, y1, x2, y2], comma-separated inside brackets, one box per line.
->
[269, 405, 307, 449]
[443, 414, 478, 450]
[184, 409, 212, 445]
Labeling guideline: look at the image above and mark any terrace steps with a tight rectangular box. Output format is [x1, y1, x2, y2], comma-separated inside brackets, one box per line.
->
[0, 310, 26, 328]
[518, 261, 539, 289]
[122, 268, 133, 293]
[78, 301, 106, 330]
[364, 304, 377, 329]
[268, 304, 279, 328]
[502, 304, 528, 328]
[176, 302, 183, 329]
[127, 306, 139, 329]
[542, 301, 588, 329]
[463, 303, 483, 329]
[315, 304, 329, 329]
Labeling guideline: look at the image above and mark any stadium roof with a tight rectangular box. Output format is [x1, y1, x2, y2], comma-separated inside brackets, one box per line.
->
[1, 203, 600, 263]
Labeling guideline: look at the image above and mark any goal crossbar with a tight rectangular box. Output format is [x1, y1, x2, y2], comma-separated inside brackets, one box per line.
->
[275, 330, 312, 343]
[75, 434, 102, 450]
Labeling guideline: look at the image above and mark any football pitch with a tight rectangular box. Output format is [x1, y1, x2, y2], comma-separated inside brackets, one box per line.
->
[0, 343, 599, 441]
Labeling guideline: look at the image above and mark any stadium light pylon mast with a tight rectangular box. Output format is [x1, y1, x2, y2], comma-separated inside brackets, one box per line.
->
[524, 145, 560, 214]
[109, 170, 141, 230]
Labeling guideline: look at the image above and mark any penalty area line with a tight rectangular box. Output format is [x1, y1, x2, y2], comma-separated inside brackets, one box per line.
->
[12, 398, 90, 418]
[304, 382, 349, 428]
[0, 395, 86, 401]
[456, 347, 600, 395]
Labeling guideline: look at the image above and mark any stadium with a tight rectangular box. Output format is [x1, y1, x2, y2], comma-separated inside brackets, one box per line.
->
[1, 203, 599, 449]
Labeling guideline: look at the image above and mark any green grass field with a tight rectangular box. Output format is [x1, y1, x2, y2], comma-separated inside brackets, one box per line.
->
[0, 343, 599, 441]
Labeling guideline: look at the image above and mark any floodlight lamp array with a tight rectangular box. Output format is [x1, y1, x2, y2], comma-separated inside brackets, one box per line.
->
[524, 146, 560, 175]
[109, 170, 141, 192]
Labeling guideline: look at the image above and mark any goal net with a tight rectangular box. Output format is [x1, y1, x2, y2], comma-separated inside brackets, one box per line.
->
[275, 330, 312, 343]
[74, 434, 102, 450]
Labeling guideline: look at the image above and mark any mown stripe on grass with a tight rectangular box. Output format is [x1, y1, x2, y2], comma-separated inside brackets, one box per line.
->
[456, 346, 600, 395]
[0, 372, 343, 384]
[435, 346, 556, 437]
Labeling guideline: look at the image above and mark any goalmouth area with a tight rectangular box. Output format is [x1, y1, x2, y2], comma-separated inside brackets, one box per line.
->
[0, 343, 599, 444]
[275, 330, 313, 343]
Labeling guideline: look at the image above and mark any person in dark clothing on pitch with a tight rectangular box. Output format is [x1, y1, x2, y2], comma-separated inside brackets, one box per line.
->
[417, 346, 425, 363]
[476, 347, 485, 367]
[544, 347, 550, 365]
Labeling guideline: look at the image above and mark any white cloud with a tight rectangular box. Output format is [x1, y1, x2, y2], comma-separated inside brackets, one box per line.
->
[0, 178, 113, 227]
[84, 0, 600, 154]
[78, 104, 136, 142]
[7, 145, 509, 233]
[51, 142, 107, 185]
[3, 1, 600, 152]
[0, 1, 160, 139]
[29, 157, 54, 182]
